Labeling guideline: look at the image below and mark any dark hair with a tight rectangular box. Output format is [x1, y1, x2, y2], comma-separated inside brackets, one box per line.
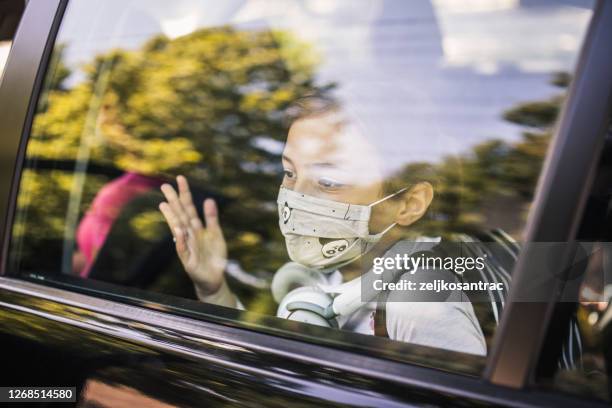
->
[383, 162, 438, 195]
[283, 94, 340, 127]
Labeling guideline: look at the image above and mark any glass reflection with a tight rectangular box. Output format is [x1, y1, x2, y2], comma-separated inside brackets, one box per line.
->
[9, 0, 594, 365]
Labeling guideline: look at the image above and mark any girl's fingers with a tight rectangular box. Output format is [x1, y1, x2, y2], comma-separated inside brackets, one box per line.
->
[203, 198, 221, 232]
[190, 217, 203, 234]
[174, 228, 189, 258]
[161, 183, 190, 227]
[160, 204, 189, 256]
[186, 224, 199, 254]
[159, 202, 181, 233]
[177, 175, 203, 229]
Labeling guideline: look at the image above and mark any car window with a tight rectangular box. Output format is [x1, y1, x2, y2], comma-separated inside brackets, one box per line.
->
[0, 0, 25, 79]
[0, 39, 9, 76]
[7, 0, 593, 374]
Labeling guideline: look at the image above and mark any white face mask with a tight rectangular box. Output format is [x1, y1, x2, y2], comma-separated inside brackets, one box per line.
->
[277, 186, 407, 272]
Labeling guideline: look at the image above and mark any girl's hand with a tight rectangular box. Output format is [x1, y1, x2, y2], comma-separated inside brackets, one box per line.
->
[159, 175, 227, 296]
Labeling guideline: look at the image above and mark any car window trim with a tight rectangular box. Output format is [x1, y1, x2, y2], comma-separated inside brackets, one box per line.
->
[484, 0, 612, 389]
[1, 276, 606, 408]
[0, 0, 66, 273]
[16, 270, 488, 376]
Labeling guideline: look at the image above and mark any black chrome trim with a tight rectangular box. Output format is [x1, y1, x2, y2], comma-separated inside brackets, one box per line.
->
[0, 276, 603, 408]
[16, 271, 488, 376]
[484, 0, 612, 388]
[0, 0, 66, 273]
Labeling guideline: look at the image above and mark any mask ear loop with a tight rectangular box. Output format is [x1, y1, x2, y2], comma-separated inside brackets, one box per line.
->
[368, 186, 410, 207]
[364, 221, 397, 242]
[365, 186, 410, 241]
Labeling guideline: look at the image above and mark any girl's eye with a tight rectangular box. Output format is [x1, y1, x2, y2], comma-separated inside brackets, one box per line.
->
[283, 169, 296, 179]
[318, 177, 344, 189]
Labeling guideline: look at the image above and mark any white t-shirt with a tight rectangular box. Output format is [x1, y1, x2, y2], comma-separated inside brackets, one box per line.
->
[320, 269, 487, 356]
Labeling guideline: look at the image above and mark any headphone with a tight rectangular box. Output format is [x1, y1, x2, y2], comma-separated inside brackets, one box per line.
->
[273, 261, 374, 328]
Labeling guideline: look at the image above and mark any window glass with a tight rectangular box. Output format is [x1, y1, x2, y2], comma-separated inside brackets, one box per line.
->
[8, 0, 593, 371]
[0, 0, 25, 79]
[0, 40, 9, 75]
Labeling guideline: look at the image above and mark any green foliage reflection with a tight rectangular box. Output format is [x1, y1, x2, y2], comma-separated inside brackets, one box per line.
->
[12, 24, 568, 306]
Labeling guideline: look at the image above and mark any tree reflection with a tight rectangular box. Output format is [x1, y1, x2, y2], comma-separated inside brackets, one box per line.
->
[13, 24, 569, 307]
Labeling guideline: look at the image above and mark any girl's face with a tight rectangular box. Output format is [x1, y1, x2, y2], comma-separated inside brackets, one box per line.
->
[281, 111, 396, 233]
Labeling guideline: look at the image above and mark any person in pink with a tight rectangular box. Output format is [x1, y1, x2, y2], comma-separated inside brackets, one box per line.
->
[74, 172, 163, 277]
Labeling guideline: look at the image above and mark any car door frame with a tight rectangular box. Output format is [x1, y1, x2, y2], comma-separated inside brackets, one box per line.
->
[1, 0, 611, 406]
[483, 0, 612, 389]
